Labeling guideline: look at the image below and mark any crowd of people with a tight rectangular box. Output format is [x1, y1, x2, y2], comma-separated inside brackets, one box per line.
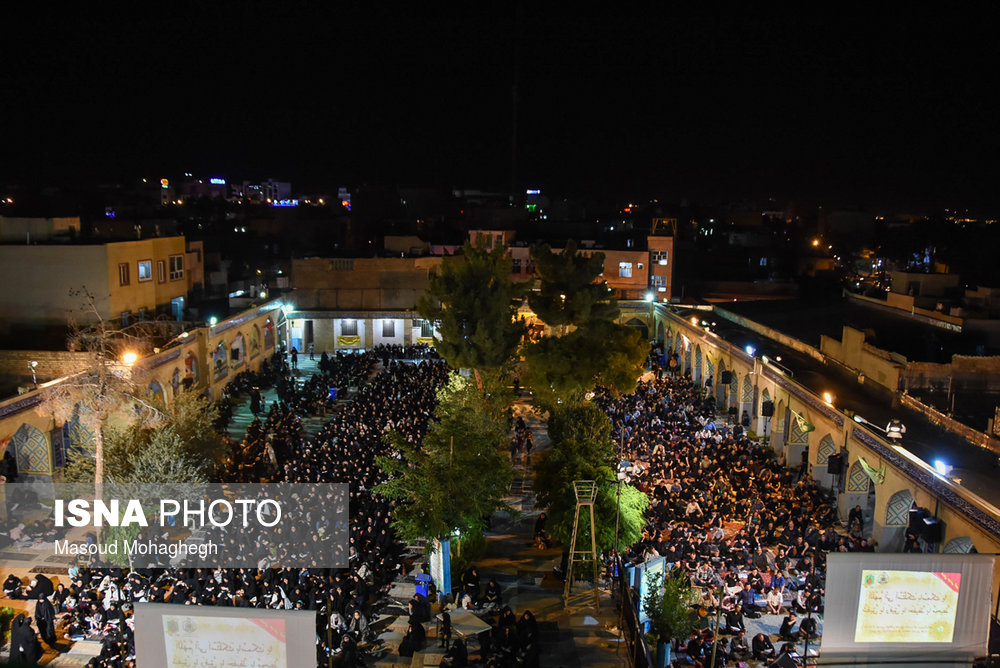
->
[2, 347, 455, 667]
[598, 361, 863, 666]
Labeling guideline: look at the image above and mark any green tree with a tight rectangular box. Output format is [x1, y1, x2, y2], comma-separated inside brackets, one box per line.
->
[61, 387, 220, 485]
[533, 404, 647, 554]
[418, 238, 527, 390]
[521, 242, 648, 409]
[643, 571, 698, 645]
[375, 373, 514, 543]
[527, 240, 618, 330]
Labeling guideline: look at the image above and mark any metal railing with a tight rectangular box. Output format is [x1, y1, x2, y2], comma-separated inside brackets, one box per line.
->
[617, 556, 651, 668]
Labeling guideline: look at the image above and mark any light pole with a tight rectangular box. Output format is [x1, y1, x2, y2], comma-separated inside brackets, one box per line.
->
[613, 459, 636, 560]
[645, 292, 655, 346]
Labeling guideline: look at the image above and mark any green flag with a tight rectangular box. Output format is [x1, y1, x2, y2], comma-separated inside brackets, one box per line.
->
[794, 411, 815, 434]
[858, 456, 886, 485]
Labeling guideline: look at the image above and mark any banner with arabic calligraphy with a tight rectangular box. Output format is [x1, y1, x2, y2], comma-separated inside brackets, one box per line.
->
[164, 614, 286, 667]
[855, 570, 961, 643]
[136, 603, 317, 668]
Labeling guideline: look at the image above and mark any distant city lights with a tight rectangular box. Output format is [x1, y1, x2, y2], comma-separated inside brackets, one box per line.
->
[209, 178, 226, 185]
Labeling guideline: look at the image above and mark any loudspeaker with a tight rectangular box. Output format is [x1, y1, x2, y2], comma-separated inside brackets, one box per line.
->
[761, 401, 774, 417]
[720, 370, 732, 384]
[923, 517, 944, 543]
[772, 654, 797, 668]
[826, 453, 843, 475]
[909, 507, 929, 534]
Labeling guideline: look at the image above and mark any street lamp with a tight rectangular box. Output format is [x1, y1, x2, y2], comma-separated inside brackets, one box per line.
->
[121, 351, 138, 366]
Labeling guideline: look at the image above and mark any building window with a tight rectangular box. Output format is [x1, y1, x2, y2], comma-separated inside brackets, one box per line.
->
[138, 260, 152, 282]
[420, 320, 433, 338]
[512, 258, 522, 274]
[157, 260, 166, 283]
[118, 263, 130, 286]
[169, 254, 184, 281]
[341, 319, 358, 336]
[651, 276, 667, 292]
[618, 262, 632, 278]
[382, 320, 395, 338]
[651, 250, 669, 265]
[121, 311, 130, 326]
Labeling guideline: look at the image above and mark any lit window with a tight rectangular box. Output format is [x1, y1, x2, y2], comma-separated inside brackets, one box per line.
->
[157, 260, 166, 283]
[138, 260, 152, 282]
[341, 320, 358, 336]
[118, 263, 130, 286]
[619, 262, 632, 278]
[169, 254, 184, 280]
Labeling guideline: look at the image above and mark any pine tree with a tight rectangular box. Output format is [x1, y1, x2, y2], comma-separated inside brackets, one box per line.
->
[375, 373, 514, 543]
[521, 241, 649, 409]
[418, 238, 527, 390]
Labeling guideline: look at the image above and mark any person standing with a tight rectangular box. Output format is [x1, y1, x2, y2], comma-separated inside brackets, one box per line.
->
[439, 605, 452, 648]
[290, 347, 298, 370]
[10, 613, 43, 665]
[848, 504, 864, 536]
[34, 594, 58, 648]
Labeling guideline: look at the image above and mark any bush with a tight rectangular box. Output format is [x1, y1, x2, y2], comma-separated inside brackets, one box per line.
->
[0, 605, 15, 646]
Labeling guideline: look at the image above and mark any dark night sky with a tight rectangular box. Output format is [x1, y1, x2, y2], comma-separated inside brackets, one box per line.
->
[3, 7, 998, 211]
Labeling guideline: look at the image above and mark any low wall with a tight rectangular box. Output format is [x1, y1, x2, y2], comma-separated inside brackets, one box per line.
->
[905, 356, 1000, 391]
[848, 291, 963, 332]
[0, 350, 92, 382]
[900, 392, 1000, 455]
[713, 306, 826, 363]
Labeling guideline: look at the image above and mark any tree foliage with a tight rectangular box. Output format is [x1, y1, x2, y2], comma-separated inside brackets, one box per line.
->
[643, 571, 698, 643]
[534, 403, 647, 554]
[521, 320, 648, 409]
[521, 241, 649, 409]
[50, 290, 222, 485]
[62, 393, 219, 485]
[42, 288, 174, 484]
[527, 241, 619, 328]
[375, 373, 514, 543]
[418, 239, 527, 384]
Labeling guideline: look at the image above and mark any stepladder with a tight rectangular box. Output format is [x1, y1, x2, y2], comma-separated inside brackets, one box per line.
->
[564, 480, 600, 609]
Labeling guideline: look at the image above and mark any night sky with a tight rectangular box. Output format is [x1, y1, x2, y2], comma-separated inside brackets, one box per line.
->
[4, 7, 998, 210]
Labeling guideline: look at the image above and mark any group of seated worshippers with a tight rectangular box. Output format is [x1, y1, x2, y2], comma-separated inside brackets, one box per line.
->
[601, 372, 855, 663]
[3, 353, 451, 667]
